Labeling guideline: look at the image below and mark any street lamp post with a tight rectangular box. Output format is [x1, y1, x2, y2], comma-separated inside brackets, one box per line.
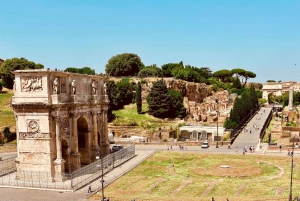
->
[289, 137, 295, 201]
[96, 146, 105, 201]
[216, 98, 219, 148]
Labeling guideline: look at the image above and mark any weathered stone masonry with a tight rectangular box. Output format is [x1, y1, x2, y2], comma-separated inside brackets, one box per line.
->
[12, 69, 109, 182]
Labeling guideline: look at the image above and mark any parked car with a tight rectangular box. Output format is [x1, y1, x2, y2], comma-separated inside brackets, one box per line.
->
[201, 140, 209, 148]
[111, 144, 124, 153]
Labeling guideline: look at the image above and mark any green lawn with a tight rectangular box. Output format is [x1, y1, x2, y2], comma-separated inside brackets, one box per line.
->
[0, 91, 15, 129]
[91, 151, 300, 201]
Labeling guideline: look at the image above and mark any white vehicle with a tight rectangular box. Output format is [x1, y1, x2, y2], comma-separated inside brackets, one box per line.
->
[108, 133, 114, 142]
[129, 136, 147, 142]
[201, 140, 209, 148]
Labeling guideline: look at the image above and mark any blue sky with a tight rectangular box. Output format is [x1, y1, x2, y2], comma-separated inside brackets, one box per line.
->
[1, 0, 299, 83]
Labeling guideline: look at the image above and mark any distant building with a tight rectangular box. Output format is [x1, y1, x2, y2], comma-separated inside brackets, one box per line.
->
[179, 125, 225, 141]
[262, 81, 300, 103]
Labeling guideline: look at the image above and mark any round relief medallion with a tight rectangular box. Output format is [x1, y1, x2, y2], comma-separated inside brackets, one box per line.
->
[28, 120, 39, 132]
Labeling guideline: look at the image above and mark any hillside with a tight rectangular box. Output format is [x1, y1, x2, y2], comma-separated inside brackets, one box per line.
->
[0, 89, 15, 131]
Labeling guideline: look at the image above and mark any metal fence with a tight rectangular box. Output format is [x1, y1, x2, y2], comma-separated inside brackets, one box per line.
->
[260, 109, 273, 140]
[0, 156, 17, 176]
[0, 145, 136, 190]
[70, 145, 135, 190]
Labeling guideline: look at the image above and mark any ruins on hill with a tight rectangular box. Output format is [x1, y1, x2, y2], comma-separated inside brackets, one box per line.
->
[11, 69, 109, 181]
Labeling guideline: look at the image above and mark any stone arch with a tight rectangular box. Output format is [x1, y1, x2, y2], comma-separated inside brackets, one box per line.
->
[201, 130, 207, 140]
[77, 116, 91, 165]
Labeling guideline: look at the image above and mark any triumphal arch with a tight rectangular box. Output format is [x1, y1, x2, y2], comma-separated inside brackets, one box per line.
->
[11, 69, 109, 181]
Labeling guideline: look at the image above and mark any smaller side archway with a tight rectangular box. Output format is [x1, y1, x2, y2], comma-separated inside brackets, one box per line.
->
[77, 116, 92, 165]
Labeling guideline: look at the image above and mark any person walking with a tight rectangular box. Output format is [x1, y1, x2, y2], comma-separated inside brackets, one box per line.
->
[279, 145, 282, 152]
[211, 197, 215, 201]
[88, 183, 92, 193]
[288, 150, 290, 156]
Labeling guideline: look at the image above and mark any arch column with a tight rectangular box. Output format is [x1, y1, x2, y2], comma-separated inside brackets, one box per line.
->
[53, 116, 66, 182]
[70, 113, 81, 172]
[101, 108, 110, 156]
[92, 112, 98, 146]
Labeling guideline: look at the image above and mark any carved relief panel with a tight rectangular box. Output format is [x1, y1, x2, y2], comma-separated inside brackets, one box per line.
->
[60, 118, 70, 140]
[21, 76, 43, 92]
[27, 120, 40, 133]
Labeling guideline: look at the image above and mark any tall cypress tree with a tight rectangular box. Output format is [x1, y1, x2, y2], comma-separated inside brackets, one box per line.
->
[249, 84, 258, 109]
[146, 79, 170, 118]
[136, 82, 142, 114]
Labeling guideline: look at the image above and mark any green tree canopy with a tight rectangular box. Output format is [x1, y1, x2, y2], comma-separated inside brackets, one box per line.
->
[232, 77, 242, 89]
[105, 53, 144, 76]
[136, 82, 142, 114]
[266, 80, 276, 83]
[168, 89, 186, 118]
[231, 68, 246, 79]
[212, 69, 233, 82]
[65, 67, 95, 75]
[243, 71, 256, 87]
[146, 79, 170, 118]
[138, 65, 162, 77]
[147, 79, 186, 119]
[161, 62, 183, 77]
[171, 67, 206, 83]
[0, 57, 44, 89]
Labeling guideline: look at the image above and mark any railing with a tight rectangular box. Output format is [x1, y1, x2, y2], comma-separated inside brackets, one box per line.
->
[0, 156, 17, 176]
[0, 145, 136, 190]
[260, 108, 273, 140]
[88, 149, 157, 198]
[70, 145, 135, 190]
[230, 105, 260, 144]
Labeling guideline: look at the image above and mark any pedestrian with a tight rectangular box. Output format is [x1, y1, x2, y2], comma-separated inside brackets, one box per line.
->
[279, 145, 282, 152]
[88, 183, 92, 193]
[212, 197, 215, 201]
[250, 130, 252, 134]
[227, 198, 229, 201]
[236, 147, 238, 154]
[170, 145, 172, 150]
[228, 144, 231, 149]
[291, 151, 294, 156]
[288, 150, 290, 156]
[106, 197, 110, 201]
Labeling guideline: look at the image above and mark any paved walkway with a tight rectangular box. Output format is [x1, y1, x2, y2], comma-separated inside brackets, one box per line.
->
[78, 150, 155, 197]
[232, 107, 273, 153]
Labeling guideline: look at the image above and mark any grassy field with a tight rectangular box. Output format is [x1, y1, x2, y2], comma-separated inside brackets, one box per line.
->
[113, 104, 182, 131]
[0, 90, 15, 130]
[91, 151, 300, 201]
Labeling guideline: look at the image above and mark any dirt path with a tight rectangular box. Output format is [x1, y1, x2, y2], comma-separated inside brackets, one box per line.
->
[200, 181, 221, 198]
[171, 180, 193, 196]
[144, 178, 167, 193]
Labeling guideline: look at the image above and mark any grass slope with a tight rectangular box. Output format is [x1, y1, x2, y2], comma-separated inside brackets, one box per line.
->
[0, 90, 14, 129]
[113, 103, 180, 131]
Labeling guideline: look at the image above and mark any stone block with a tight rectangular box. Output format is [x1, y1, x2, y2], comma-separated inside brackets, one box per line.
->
[18, 139, 51, 153]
